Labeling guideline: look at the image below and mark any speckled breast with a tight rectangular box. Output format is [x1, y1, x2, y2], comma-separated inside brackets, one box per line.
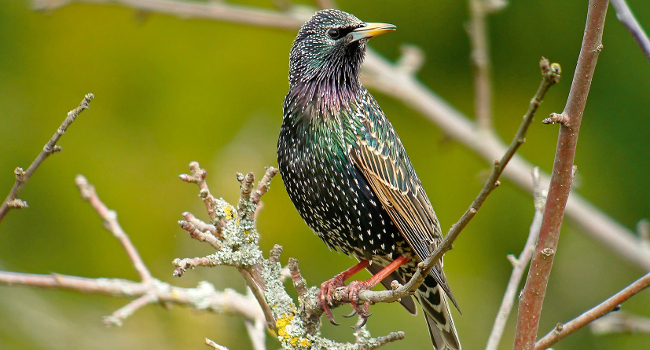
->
[278, 118, 410, 262]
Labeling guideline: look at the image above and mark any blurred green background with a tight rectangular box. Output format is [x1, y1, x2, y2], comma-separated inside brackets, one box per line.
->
[1, 0, 649, 349]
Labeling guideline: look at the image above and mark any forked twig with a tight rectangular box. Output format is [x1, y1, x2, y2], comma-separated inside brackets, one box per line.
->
[0, 93, 94, 222]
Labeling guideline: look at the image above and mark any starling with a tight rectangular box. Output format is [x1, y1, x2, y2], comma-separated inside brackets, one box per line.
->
[277, 9, 461, 350]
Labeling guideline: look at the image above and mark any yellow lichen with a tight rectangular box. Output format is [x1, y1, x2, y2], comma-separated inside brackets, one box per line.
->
[276, 315, 293, 340]
[275, 312, 311, 349]
[223, 205, 234, 220]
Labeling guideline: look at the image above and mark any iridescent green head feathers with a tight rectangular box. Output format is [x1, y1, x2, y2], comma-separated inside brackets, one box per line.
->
[288, 9, 395, 87]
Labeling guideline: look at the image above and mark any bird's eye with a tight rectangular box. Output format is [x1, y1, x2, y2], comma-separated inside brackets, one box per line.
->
[327, 28, 342, 39]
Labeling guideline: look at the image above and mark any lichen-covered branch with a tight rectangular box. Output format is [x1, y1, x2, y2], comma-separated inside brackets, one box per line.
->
[514, 1, 609, 348]
[0, 93, 93, 222]
[174, 163, 405, 349]
[0, 263, 265, 324]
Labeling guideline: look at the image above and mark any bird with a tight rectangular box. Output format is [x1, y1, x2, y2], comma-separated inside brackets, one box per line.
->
[277, 9, 461, 350]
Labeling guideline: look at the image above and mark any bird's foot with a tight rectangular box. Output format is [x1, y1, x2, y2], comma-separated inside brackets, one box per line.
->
[318, 260, 371, 325]
[319, 277, 376, 327]
[319, 275, 347, 325]
[347, 280, 373, 328]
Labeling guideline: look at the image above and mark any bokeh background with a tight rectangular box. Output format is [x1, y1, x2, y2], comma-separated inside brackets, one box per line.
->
[1, 0, 649, 349]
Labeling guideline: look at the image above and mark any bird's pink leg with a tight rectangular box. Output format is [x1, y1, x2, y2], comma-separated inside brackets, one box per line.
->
[320, 255, 411, 325]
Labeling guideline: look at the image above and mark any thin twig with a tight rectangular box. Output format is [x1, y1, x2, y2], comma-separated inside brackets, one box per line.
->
[485, 167, 545, 350]
[534, 272, 650, 349]
[514, 1, 609, 348]
[75, 174, 153, 284]
[179, 162, 218, 221]
[252, 167, 279, 205]
[357, 330, 406, 350]
[178, 217, 223, 250]
[103, 294, 155, 327]
[0, 93, 93, 222]
[611, 0, 650, 62]
[173, 256, 220, 277]
[468, 0, 494, 129]
[205, 338, 230, 350]
[244, 318, 267, 350]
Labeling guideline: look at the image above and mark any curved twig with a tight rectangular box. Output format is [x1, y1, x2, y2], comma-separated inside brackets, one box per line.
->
[611, 0, 650, 62]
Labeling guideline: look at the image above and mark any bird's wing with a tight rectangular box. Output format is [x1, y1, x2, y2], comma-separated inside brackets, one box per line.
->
[350, 138, 458, 309]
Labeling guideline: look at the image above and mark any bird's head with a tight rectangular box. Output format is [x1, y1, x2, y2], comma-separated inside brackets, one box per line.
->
[289, 9, 395, 88]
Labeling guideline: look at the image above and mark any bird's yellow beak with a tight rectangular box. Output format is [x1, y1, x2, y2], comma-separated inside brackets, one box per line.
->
[350, 22, 396, 42]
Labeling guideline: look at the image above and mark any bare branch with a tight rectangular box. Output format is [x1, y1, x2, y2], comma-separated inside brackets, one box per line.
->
[103, 294, 155, 327]
[611, 0, 650, 62]
[0, 271, 265, 323]
[244, 317, 267, 350]
[515, 1, 609, 348]
[252, 167, 280, 205]
[205, 338, 230, 350]
[535, 272, 650, 349]
[0, 93, 93, 222]
[591, 311, 650, 335]
[485, 167, 545, 350]
[76, 174, 153, 284]
[467, 0, 500, 129]
[178, 216, 222, 250]
[33, 0, 306, 29]
[180, 161, 218, 221]
[395, 45, 425, 76]
[356, 328, 406, 350]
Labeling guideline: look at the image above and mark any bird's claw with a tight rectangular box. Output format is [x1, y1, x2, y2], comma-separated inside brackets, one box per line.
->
[319, 277, 375, 326]
[352, 312, 369, 329]
[319, 276, 346, 325]
[348, 280, 373, 318]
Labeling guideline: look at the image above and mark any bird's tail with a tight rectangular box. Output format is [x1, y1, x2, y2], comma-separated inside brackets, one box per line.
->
[416, 275, 461, 350]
